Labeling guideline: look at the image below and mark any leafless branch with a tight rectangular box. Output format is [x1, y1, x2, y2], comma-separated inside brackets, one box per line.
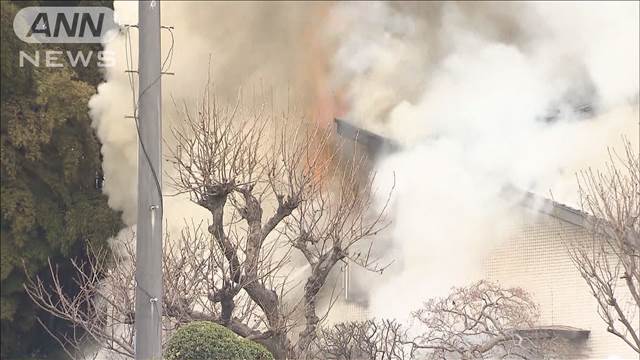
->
[565, 138, 640, 354]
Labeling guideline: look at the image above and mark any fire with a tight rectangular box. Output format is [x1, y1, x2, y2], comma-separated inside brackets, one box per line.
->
[296, 2, 350, 187]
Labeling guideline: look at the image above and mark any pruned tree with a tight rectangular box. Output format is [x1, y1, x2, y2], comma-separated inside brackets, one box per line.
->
[166, 86, 391, 358]
[25, 85, 391, 359]
[567, 139, 640, 354]
[310, 281, 568, 360]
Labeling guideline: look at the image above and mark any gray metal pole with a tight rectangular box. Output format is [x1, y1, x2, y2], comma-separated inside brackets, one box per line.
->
[135, 1, 162, 359]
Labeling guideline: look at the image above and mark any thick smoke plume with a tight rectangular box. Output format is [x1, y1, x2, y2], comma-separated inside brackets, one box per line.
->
[90, 1, 639, 324]
[325, 1, 639, 318]
[90, 1, 335, 228]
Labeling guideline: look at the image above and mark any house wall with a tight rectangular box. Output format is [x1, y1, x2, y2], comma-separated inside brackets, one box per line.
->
[484, 209, 638, 360]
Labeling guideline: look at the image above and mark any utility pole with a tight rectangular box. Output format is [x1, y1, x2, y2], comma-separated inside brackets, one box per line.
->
[135, 1, 162, 359]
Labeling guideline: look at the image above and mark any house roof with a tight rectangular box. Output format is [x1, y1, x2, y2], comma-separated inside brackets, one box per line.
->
[500, 186, 590, 229]
[334, 118, 400, 156]
[514, 325, 590, 341]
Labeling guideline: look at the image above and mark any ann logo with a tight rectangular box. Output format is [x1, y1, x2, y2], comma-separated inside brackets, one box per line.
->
[27, 11, 104, 38]
[13, 7, 118, 44]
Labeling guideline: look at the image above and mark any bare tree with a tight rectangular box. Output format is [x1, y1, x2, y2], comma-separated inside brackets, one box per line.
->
[309, 319, 411, 360]
[409, 280, 567, 359]
[25, 86, 391, 359]
[166, 86, 391, 358]
[24, 239, 136, 359]
[567, 139, 640, 354]
[310, 281, 567, 360]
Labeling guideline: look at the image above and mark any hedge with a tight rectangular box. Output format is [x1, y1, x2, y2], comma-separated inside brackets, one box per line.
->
[165, 321, 274, 360]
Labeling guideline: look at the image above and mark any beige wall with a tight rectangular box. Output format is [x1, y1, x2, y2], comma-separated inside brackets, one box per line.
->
[484, 209, 638, 360]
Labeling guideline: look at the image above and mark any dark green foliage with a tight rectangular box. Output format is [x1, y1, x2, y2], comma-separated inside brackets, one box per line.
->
[0, 1, 122, 358]
[165, 322, 275, 360]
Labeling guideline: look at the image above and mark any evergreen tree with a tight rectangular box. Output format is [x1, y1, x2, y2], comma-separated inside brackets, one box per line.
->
[0, 1, 122, 357]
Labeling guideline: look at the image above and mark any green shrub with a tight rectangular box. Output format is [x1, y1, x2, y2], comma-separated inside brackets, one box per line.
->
[165, 321, 274, 360]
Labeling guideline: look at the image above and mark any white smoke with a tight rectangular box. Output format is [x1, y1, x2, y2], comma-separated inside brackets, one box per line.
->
[90, 1, 333, 227]
[326, 1, 639, 319]
[88, 0, 639, 325]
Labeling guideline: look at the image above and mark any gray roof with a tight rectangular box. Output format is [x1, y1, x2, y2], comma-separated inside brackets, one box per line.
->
[514, 325, 590, 340]
[334, 118, 400, 156]
[501, 186, 590, 228]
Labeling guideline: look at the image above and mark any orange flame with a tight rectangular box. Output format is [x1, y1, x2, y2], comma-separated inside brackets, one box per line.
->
[296, 2, 351, 187]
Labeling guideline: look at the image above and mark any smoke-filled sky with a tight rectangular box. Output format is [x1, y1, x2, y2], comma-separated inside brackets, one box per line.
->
[90, 1, 639, 320]
[90, 1, 336, 228]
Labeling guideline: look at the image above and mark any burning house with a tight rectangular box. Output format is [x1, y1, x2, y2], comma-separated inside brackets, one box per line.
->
[334, 119, 639, 359]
